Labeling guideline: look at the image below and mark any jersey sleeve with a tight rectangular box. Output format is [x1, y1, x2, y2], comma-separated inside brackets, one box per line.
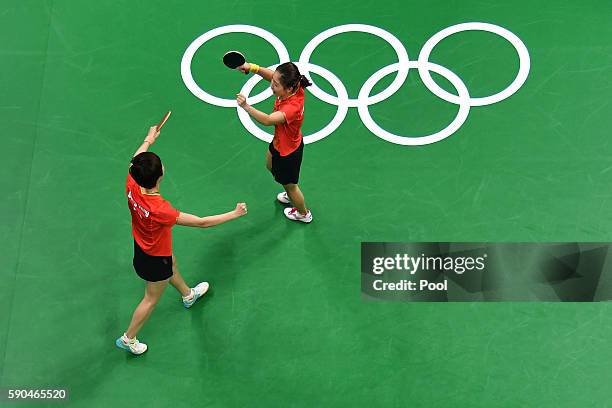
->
[153, 201, 180, 226]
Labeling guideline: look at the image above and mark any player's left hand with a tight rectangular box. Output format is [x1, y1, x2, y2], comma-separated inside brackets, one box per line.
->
[236, 93, 247, 107]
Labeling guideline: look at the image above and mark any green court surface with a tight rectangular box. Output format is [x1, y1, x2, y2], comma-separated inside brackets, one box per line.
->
[2, 0, 612, 406]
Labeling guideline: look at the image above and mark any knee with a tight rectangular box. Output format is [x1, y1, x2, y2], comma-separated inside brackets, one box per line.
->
[142, 295, 160, 308]
[284, 184, 297, 193]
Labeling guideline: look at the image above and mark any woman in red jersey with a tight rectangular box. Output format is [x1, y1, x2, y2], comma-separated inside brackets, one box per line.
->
[117, 125, 247, 355]
[236, 61, 313, 223]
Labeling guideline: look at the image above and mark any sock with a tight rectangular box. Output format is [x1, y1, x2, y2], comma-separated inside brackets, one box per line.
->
[183, 289, 195, 301]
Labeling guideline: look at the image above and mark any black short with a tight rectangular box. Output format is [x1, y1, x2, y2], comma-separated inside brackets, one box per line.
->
[269, 140, 304, 185]
[133, 240, 173, 282]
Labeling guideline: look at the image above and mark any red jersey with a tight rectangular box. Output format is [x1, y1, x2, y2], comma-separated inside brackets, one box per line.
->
[272, 87, 305, 156]
[126, 172, 179, 256]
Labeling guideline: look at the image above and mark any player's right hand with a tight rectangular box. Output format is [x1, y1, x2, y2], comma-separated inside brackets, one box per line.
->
[145, 126, 160, 144]
[237, 63, 250, 74]
[234, 202, 248, 216]
[236, 93, 247, 107]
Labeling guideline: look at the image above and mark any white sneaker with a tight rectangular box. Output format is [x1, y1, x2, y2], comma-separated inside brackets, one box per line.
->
[277, 191, 290, 204]
[284, 207, 313, 223]
[183, 282, 210, 308]
[115, 334, 148, 355]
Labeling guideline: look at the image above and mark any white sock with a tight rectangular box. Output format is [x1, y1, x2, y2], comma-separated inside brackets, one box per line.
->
[183, 289, 194, 300]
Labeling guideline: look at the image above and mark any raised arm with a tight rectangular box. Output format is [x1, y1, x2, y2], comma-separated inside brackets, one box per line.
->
[176, 203, 248, 228]
[234, 62, 286, 126]
[237, 62, 274, 82]
[236, 62, 286, 126]
[235, 96, 286, 126]
[132, 126, 160, 158]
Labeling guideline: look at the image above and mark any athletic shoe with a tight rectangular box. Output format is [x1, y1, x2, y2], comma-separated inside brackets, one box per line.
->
[183, 282, 210, 308]
[284, 207, 313, 223]
[115, 334, 147, 355]
[277, 191, 290, 204]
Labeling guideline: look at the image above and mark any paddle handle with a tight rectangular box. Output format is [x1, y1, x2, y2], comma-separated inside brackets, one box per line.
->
[156, 111, 171, 131]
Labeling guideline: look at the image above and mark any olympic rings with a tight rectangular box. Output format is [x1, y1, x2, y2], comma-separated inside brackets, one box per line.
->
[417, 22, 530, 107]
[298, 24, 410, 108]
[358, 61, 471, 146]
[181, 25, 290, 107]
[181, 22, 530, 145]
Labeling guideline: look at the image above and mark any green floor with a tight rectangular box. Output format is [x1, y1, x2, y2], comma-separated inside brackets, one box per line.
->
[2, 0, 612, 406]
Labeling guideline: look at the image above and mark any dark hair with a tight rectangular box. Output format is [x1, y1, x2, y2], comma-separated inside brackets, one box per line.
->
[130, 152, 163, 188]
[275, 62, 312, 91]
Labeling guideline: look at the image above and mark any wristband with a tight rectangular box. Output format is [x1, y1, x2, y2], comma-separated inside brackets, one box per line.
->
[249, 63, 260, 74]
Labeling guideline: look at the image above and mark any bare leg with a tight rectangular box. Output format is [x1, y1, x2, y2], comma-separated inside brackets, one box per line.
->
[169, 255, 191, 297]
[265, 150, 272, 173]
[284, 183, 308, 214]
[125, 279, 169, 339]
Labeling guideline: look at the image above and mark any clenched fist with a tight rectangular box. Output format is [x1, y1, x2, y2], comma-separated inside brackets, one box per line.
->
[236, 94, 247, 107]
[234, 202, 248, 216]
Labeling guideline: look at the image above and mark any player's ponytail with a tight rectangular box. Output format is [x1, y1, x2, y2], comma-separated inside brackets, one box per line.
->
[298, 74, 312, 88]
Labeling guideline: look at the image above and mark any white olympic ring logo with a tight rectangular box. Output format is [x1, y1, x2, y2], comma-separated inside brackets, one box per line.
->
[181, 23, 530, 146]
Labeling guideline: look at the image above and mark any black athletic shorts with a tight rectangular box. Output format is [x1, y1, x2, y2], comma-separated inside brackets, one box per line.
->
[133, 240, 173, 282]
[269, 140, 304, 185]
